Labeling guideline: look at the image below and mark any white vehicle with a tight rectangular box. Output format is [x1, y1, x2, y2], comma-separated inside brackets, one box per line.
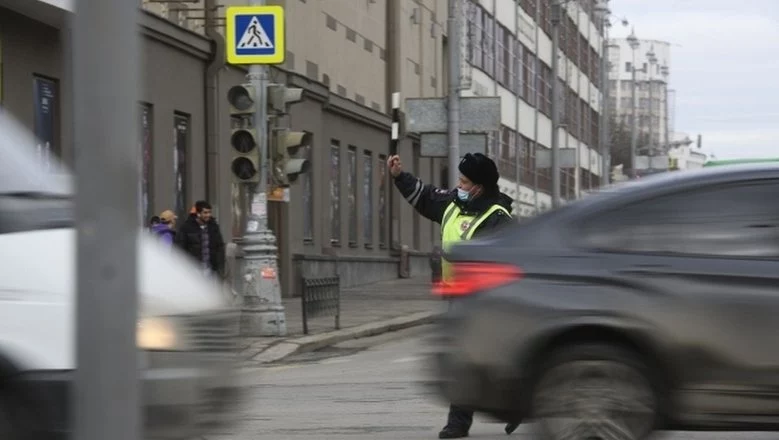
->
[0, 114, 241, 439]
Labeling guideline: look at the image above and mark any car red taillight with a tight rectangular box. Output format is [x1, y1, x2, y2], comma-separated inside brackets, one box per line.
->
[433, 262, 523, 297]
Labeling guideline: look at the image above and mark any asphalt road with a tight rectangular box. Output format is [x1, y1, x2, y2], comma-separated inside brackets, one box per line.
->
[207, 326, 775, 440]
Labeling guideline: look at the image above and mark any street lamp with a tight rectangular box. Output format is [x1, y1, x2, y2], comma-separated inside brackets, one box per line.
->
[626, 29, 640, 178]
[550, 0, 564, 208]
[646, 44, 657, 165]
[660, 65, 670, 151]
[594, 0, 611, 186]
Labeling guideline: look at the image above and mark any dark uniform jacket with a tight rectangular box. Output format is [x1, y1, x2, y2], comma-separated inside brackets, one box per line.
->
[393, 171, 515, 238]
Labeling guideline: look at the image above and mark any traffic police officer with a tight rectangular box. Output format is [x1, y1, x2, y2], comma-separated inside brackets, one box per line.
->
[388, 152, 520, 439]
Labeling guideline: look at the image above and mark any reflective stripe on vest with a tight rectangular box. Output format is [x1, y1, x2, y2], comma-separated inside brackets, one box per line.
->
[440, 202, 511, 282]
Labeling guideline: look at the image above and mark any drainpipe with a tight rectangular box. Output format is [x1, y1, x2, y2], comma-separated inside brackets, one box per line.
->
[514, 0, 521, 219]
[204, 0, 225, 215]
[532, 0, 540, 212]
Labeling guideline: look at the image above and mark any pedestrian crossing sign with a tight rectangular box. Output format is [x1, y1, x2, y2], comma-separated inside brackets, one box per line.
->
[226, 5, 285, 65]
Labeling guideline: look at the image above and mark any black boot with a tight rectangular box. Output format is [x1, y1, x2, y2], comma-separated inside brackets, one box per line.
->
[438, 425, 469, 439]
[504, 422, 520, 434]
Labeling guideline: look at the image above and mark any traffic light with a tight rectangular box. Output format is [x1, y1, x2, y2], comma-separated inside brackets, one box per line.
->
[272, 128, 312, 187]
[268, 84, 304, 114]
[226, 83, 261, 183]
[227, 84, 257, 115]
[230, 128, 260, 183]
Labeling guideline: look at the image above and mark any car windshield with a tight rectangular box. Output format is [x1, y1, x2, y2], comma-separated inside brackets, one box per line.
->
[0, 112, 74, 232]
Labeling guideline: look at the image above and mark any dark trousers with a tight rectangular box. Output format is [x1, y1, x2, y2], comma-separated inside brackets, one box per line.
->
[446, 404, 473, 430]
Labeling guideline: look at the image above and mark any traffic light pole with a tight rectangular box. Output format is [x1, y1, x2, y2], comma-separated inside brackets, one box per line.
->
[240, 43, 288, 336]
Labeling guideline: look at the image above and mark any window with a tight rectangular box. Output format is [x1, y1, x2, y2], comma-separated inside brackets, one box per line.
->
[482, 11, 494, 77]
[378, 154, 388, 248]
[467, 4, 483, 70]
[519, 135, 535, 181]
[347, 146, 358, 246]
[537, 63, 553, 116]
[512, 40, 523, 96]
[498, 126, 517, 181]
[139, 103, 153, 224]
[173, 112, 190, 219]
[363, 151, 373, 247]
[32, 75, 60, 172]
[520, 0, 536, 17]
[522, 46, 536, 106]
[581, 182, 779, 258]
[626, 62, 632, 73]
[302, 143, 314, 243]
[496, 24, 510, 87]
[330, 141, 341, 245]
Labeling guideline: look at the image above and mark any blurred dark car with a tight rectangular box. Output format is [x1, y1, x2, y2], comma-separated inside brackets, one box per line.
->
[429, 164, 779, 440]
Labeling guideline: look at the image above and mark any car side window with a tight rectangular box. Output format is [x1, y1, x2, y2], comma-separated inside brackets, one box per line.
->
[580, 181, 779, 258]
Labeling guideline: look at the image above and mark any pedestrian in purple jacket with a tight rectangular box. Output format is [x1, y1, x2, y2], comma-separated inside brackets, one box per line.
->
[151, 209, 177, 246]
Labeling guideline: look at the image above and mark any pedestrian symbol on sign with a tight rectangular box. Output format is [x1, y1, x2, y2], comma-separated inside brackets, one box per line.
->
[237, 16, 274, 49]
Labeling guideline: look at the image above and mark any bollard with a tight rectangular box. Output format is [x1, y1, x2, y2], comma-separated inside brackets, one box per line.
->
[398, 244, 410, 278]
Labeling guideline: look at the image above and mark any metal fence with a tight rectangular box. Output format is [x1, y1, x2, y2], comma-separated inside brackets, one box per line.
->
[301, 276, 341, 335]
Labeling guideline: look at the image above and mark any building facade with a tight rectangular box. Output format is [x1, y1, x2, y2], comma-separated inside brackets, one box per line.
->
[1, 0, 606, 297]
[463, 0, 606, 215]
[608, 36, 672, 155]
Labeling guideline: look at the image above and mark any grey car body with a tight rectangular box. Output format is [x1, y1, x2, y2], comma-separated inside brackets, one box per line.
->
[429, 164, 779, 438]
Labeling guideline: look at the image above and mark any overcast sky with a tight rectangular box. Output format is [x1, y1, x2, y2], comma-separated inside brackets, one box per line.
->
[608, 0, 779, 160]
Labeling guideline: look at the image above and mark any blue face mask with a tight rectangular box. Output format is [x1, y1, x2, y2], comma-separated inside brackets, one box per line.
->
[457, 188, 470, 202]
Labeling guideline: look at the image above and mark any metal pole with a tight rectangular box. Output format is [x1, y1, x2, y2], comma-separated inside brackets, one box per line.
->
[550, 0, 562, 207]
[629, 68, 638, 177]
[647, 63, 653, 168]
[599, 21, 610, 185]
[72, 0, 140, 439]
[447, 0, 461, 189]
[240, 0, 287, 336]
[663, 73, 670, 151]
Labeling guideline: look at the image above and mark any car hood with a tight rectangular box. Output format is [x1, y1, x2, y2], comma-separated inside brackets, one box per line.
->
[2, 228, 233, 317]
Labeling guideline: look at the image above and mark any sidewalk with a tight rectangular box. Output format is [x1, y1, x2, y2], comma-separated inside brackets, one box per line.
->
[238, 276, 445, 365]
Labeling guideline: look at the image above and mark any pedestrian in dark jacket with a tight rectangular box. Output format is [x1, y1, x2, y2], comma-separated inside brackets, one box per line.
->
[388, 152, 519, 439]
[174, 200, 226, 277]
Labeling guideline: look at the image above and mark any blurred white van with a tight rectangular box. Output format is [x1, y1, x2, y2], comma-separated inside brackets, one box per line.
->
[0, 114, 241, 439]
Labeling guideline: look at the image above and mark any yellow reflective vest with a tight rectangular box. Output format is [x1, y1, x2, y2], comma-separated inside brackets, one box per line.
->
[440, 201, 511, 282]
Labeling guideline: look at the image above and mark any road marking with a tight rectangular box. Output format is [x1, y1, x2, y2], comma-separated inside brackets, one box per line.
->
[392, 356, 424, 363]
[263, 364, 302, 372]
[319, 358, 351, 365]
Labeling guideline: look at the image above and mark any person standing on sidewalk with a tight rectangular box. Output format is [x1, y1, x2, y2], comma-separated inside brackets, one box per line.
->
[174, 200, 226, 278]
[387, 152, 519, 439]
[151, 209, 177, 247]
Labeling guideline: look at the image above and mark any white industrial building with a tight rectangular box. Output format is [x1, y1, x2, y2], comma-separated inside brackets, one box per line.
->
[462, 0, 607, 216]
[608, 35, 672, 158]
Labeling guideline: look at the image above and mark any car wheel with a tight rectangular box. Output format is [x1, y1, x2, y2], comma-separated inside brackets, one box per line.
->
[530, 343, 658, 440]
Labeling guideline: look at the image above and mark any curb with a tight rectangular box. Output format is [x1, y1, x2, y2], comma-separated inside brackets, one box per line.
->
[250, 310, 441, 364]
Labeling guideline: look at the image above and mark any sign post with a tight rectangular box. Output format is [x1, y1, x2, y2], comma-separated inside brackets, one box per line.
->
[226, 2, 288, 336]
[72, 0, 141, 439]
[404, 96, 502, 161]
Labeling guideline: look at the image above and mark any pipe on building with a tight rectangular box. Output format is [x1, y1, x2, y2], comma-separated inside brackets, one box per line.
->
[532, 0, 540, 212]
[204, 0, 225, 217]
[513, 1, 520, 218]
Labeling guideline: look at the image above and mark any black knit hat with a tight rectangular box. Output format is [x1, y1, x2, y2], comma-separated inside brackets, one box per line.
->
[458, 153, 499, 189]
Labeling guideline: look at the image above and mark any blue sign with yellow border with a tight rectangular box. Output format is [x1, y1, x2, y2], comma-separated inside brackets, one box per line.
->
[225, 5, 285, 65]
